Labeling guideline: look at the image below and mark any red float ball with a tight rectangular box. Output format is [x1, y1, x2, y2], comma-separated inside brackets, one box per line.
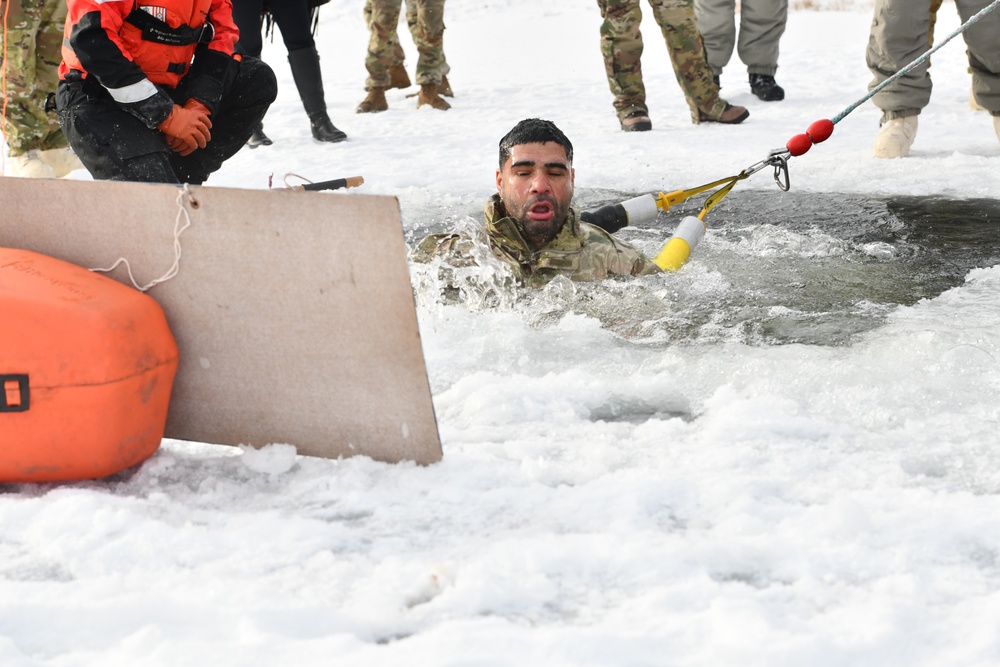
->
[807, 119, 835, 143]
[786, 133, 813, 157]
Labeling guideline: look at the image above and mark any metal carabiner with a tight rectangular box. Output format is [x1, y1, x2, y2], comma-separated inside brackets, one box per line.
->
[768, 149, 791, 191]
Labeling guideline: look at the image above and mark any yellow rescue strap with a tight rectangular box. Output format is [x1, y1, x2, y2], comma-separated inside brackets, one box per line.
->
[652, 149, 791, 272]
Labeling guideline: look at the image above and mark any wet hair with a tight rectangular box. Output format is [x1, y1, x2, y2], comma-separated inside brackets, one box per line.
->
[498, 118, 573, 169]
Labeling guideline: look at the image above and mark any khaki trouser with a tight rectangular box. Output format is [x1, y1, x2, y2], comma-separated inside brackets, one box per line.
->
[693, 0, 788, 76]
[867, 0, 1000, 119]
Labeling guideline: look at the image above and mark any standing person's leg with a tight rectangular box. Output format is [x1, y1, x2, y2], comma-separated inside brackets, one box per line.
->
[358, 0, 404, 112]
[231, 0, 272, 147]
[598, 0, 651, 130]
[4, 0, 76, 176]
[692, 0, 736, 79]
[415, 0, 451, 95]
[232, 0, 266, 58]
[739, 0, 787, 101]
[867, 0, 932, 118]
[867, 0, 931, 157]
[649, 0, 747, 124]
[376, 0, 411, 88]
[413, 0, 450, 109]
[956, 0, 1000, 142]
[33, 0, 70, 153]
[271, 0, 348, 142]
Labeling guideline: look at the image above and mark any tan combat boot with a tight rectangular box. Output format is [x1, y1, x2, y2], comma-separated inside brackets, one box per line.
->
[417, 84, 450, 110]
[389, 64, 411, 89]
[356, 87, 388, 113]
[437, 75, 453, 98]
[699, 103, 749, 124]
[873, 116, 917, 159]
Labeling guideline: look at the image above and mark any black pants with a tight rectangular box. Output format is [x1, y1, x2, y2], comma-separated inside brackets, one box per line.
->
[232, 0, 315, 58]
[56, 57, 277, 184]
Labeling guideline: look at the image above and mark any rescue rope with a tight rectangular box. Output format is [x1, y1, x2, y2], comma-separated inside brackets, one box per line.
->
[786, 0, 1000, 158]
[89, 184, 195, 292]
[652, 0, 1000, 271]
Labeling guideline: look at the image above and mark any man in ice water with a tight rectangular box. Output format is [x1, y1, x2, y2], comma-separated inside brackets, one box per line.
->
[412, 118, 662, 287]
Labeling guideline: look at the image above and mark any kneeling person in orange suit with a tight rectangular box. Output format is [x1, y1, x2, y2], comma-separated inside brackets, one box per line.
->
[56, 0, 277, 183]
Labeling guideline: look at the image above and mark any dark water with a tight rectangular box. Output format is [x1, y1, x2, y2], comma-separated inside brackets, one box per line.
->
[410, 190, 1000, 347]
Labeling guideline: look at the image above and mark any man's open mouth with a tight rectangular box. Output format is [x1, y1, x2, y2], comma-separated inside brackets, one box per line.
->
[527, 199, 555, 221]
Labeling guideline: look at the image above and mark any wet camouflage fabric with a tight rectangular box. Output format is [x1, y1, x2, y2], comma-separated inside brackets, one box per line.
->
[598, 0, 726, 123]
[412, 194, 661, 288]
[363, 0, 449, 88]
[1, 0, 69, 156]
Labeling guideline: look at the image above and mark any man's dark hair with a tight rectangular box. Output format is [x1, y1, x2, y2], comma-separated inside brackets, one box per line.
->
[498, 118, 573, 169]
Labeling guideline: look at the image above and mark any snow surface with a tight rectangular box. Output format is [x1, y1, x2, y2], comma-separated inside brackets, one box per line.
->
[3, 1, 1000, 665]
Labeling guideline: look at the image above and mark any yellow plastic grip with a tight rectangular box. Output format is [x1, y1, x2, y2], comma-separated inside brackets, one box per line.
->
[653, 237, 692, 272]
[652, 215, 706, 272]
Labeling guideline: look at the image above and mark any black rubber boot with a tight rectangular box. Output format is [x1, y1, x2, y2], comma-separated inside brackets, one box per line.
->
[287, 46, 348, 143]
[247, 123, 273, 148]
[749, 73, 785, 102]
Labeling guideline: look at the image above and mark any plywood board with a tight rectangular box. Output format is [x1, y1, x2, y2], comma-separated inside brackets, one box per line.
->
[0, 178, 441, 464]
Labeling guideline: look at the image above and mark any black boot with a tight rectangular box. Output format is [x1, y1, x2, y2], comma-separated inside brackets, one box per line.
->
[749, 73, 785, 102]
[287, 46, 348, 143]
[247, 123, 273, 148]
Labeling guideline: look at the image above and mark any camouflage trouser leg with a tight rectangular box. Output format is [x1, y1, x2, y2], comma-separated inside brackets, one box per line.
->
[365, 0, 408, 68]
[364, 0, 405, 88]
[598, 0, 648, 120]
[2, 0, 69, 156]
[411, 0, 449, 86]
[648, 0, 726, 123]
[405, 0, 419, 47]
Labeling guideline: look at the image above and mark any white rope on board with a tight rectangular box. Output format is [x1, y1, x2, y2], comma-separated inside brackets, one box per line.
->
[89, 183, 195, 292]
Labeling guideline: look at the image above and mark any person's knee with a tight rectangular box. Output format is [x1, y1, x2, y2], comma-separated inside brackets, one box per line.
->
[235, 57, 279, 106]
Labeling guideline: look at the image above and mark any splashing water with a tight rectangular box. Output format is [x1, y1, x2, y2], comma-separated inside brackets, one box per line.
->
[410, 191, 1000, 347]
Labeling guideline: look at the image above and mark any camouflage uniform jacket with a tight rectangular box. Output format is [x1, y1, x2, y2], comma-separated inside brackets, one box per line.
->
[412, 194, 661, 288]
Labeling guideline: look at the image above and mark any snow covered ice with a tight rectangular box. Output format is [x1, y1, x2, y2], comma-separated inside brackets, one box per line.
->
[3, 1, 1000, 665]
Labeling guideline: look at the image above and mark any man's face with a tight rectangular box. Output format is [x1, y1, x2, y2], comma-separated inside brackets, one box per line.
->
[496, 141, 575, 249]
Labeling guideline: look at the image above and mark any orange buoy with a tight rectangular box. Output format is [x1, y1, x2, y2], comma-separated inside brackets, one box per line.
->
[0, 248, 179, 482]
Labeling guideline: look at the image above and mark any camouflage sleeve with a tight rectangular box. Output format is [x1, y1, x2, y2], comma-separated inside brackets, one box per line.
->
[631, 253, 662, 276]
[410, 233, 479, 267]
[411, 233, 454, 263]
[580, 223, 662, 277]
